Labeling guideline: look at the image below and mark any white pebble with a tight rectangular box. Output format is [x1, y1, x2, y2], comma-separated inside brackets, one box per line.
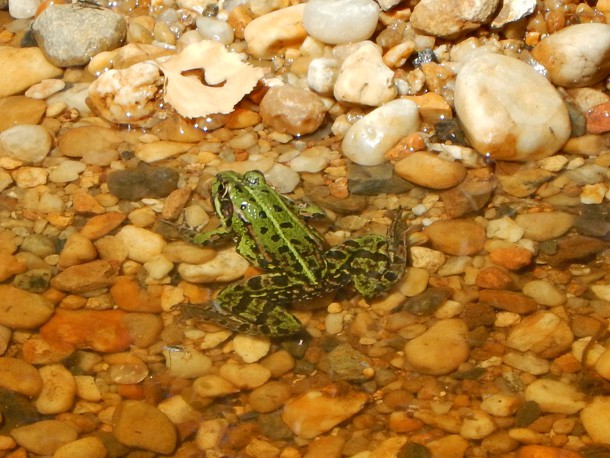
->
[24, 79, 65, 99]
[342, 99, 419, 166]
[303, 0, 380, 45]
[264, 163, 300, 193]
[196, 16, 235, 45]
[521, 280, 566, 307]
[307, 58, 338, 95]
[9, 0, 40, 19]
[0, 125, 53, 164]
[48, 160, 87, 183]
[116, 226, 167, 264]
[334, 42, 396, 107]
[12, 167, 48, 188]
[163, 347, 212, 379]
[524, 379, 586, 414]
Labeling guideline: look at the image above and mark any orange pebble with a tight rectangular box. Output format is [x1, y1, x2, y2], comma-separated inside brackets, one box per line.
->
[388, 411, 424, 433]
[118, 384, 146, 400]
[489, 246, 533, 270]
[517, 444, 583, 458]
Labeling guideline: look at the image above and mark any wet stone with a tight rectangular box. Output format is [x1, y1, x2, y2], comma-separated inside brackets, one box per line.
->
[0, 96, 46, 132]
[0, 285, 54, 329]
[0, 47, 63, 97]
[347, 162, 414, 195]
[50, 259, 118, 293]
[423, 219, 486, 256]
[33, 3, 127, 67]
[326, 343, 373, 381]
[479, 289, 537, 314]
[10, 420, 78, 456]
[0, 124, 53, 164]
[107, 166, 179, 201]
[398, 287, 451, 316]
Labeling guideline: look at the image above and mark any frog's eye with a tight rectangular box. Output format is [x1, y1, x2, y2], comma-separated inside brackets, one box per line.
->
[244, 170, 265, 186]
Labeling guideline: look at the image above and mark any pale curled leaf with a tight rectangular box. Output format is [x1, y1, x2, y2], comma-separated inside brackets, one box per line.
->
[157, 40, 266, 118]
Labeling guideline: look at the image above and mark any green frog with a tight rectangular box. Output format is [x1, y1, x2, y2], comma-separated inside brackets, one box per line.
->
[178, 170, 407, 337]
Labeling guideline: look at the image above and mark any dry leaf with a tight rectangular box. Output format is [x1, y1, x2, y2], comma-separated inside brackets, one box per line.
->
[157, 40, 265, 118]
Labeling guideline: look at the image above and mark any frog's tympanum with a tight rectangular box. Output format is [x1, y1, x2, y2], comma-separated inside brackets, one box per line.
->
[178, 170, 407, 337]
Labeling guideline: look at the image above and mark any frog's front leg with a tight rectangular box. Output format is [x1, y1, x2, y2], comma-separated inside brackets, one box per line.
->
[177, 273, 304, 337]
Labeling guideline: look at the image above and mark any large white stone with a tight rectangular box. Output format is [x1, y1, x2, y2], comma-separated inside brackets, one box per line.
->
[532, 23, 610, 88]
[342, 99, 419, 166]
[334, 41, 396, 107]
[454, 52, 570, 161]
[303, 0, 380, 45]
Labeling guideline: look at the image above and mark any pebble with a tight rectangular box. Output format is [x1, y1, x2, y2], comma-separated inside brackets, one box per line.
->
[411, 0, 500, 38]
[454, 52, 571, 161]
[35, 364, 75, 415]
[249, 381, 291, 413]
[307, 58, 339, 95]
[53, 436, 108, 458]
[8, 0, 40, 19]
[507, 311, 574, 358]
[112, 400, 177, 454]
[503, 350, 550, 375]
[302, 0, 379, 44]
[532, 23, 610, 88]
[133, 140, 193, 163]
[193, 374, 240, 398]
[334, 42, 396, 106]
[585, 101, 610, 134]
[80, 212, 126, 240]
[518, 445, 582, 458]
[521, 280, 566, 307]
[0, 96, 46, 131]
[123, 313, 163, 348]
[480, 393, 521, 417]
[12, 166, 48, 188]
[281, 384, 368, 438]
[514, 211, 575, 242]
[327, 343, 373, 381]
[524, 379, 586, 414]
[0, 252, 26, 282]
[57, 125, 123, 159]
[580, 396, 610, 445]
[50, 259, 118, 293]
[395, 151, 467, 189]
[423, 219, 486, 256]
[48, 160, 86, 183]
[178, 247, 250, 283]
[10, 420, 78, 456]
[88, 62, 162, 125]
[0, 125, 53, 164]
[106, 166, 179, 200]
[342, 99, 419, 166]
[24, 78, 65, 99]
[480, 289, 537, 314]
[41, 309, 132, 353]
[196, 16, 235, 45]
[233, 334, 271, 363]
[57, 232, 98, 269]
[259, 85, 327, 136]
[0, 357, 42, 396]
[244, 4, 307, 58]
[404, 319, 469, 375]
[32, 3, 127, 67]
[116, 226, 167, 264]
[163, 346, 212, 378]
[0, 284, 54, 329]
[488, 246, 532, 270]
[218, 363, 271, 389]
[0, 47, 63, 97]
[110, 276, 163, 313]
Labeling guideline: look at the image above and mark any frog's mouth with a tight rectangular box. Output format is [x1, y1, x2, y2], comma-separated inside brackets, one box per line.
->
[214, 182, 235, 224]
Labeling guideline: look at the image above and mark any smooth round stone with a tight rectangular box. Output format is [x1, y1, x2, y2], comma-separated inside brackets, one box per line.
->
[259, 85, 327, 136]
[0, 357, 43, 396]
[112, 400, 177, 454]
[521, 280, 566, 307]
[218, 363, 271, 389]
[48, 160, 86, 183]
[244, 4, 306, 58]
[116, 226, 166, 264]
[196, 16, 234, 45]
[178, 248, 250, 283]
[454, 53, 570, 161]
[303, 0, 380, 44]
[163, 347, 212, 378]
[342, 99, 419, 166]
[57, 232, 97, 269]
[0, 47, 63, 97]
[581, 397, 610, 445]
[514, 211, 574, 241]
[35, 364, 76, 415]
[395, 151, 467, 189]
[404, 319, 469, 375]
[532, 23, 610, 88]
[8, 0, 40, 19]
[423, 219, 485, 256]
[53, 436, 107, 458]
[0, 125, 52, 163]
[10, 420, 77, 456]
[0, 96, 46, 131]
[0, 285, 54, 329]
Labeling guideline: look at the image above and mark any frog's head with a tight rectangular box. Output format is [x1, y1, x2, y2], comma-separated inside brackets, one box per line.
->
[212, 170, 268, 222]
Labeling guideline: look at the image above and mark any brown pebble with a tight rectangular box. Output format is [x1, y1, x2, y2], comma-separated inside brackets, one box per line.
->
[80, 212, 127, 240]
[259, 85, 327, 136]
[489, 246, 533, 270]
[479, 289, 538, 314]
[41, 309, 132, 353]
[51, 259, 119, 293]
[476, 266, 513, 289]
[423, 219, 486, 255]
[22, 336, 75, 365]
[110, 276, 163, 313]
[0, 96, 46, 132]
[0, 357, 43, 396]
[0, 284, 54, 329]
[585, 100, 610, 134]
[0, 251, 27, 282]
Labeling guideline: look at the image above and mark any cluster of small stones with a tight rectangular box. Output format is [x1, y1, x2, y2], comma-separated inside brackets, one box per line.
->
[2, 0, 610, 456]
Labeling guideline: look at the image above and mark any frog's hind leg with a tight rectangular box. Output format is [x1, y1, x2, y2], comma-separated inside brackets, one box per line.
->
[177, 273, 305, 337]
